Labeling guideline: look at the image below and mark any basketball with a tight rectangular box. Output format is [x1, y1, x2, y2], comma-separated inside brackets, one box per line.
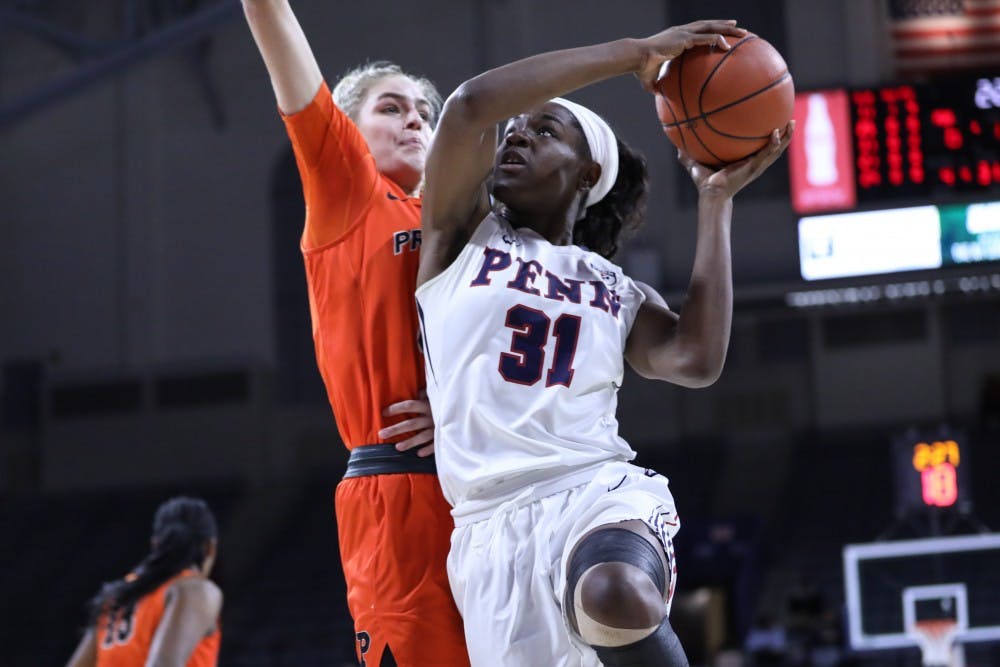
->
[654, 33, 794, 167]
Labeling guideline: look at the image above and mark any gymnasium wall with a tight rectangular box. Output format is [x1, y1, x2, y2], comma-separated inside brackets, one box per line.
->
[2, 0, 997, 490]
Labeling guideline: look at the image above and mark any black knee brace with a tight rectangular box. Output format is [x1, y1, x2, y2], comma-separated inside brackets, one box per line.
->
[566, 527, 667, 603]
[593, 615, 689, 667]
[566, 528, 687, 667]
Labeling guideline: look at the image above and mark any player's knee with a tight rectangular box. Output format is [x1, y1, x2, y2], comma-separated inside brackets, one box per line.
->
[576, 561, 666, 639]
[566, 527, 688, 665]
[566, 527, 669, 645]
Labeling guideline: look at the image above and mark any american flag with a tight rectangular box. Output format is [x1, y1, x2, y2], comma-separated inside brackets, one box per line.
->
[888, 0, 1000, 76]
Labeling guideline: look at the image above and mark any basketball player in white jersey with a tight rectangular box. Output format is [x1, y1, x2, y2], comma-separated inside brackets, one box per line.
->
[415, 20, 793, 667]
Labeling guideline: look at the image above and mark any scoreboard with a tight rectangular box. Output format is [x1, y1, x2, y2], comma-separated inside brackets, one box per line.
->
[892, 428, 972, 518]
[790, 74, 1000, 214]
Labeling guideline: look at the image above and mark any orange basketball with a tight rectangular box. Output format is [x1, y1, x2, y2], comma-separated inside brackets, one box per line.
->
[654, 33, 794, 168]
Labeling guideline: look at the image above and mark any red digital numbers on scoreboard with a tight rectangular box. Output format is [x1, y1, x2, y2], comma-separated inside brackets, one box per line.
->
[791, 76, 1000, 213]
[892, 431, 971, 516]
[850, 85, 931, 196]
[912, 440, 961, 508]
[829, 74, 1000, 207]
[852, 89, 879, 189]
[850, 86, 927, 193]
[882, 86, 922, 187]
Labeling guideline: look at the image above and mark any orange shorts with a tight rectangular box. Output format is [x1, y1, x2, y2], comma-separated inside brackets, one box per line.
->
[335, 471, 470, 667]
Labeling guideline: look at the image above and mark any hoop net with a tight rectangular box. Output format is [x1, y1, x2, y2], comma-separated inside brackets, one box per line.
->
[912, 619, 959, 666]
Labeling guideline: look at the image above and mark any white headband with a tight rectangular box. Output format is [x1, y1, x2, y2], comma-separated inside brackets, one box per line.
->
[550, 97, 619, 217]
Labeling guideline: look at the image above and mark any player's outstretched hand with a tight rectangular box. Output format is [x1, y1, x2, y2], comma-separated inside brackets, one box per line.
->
[379, 391, 435, 457]
[635, 20, 747, 91]
[680, 121, 794, 198]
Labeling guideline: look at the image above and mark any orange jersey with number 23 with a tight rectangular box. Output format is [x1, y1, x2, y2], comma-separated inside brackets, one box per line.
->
[95, 570, 219, 667]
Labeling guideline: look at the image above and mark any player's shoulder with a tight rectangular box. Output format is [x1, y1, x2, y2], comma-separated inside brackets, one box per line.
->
[579, 248, 628, 282]
[632, 280, 667, 309]
[168, 575, 223, 610]
[581, 245, 624, 272]
[443, 211, 510, 255]
[474, 211, 508, 240]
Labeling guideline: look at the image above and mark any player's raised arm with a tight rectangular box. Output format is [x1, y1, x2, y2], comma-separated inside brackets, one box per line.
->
[625, 127, 793, 388]
[417, 20, 748, 286]
[241, 0, 323, 115]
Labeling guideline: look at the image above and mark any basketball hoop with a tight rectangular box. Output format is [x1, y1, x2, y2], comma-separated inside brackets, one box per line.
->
[911, 619, 959, 667]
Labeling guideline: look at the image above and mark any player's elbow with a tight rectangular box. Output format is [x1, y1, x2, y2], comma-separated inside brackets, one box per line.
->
[669, 349, 725, 388]
[630, 340, 725, 387]
[442, 82, 493, 127]
[680, 363, 723, 388]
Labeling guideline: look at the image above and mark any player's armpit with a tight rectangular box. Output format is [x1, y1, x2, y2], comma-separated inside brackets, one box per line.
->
[626, 280, 725, 387]
[625, 298, 683, 382]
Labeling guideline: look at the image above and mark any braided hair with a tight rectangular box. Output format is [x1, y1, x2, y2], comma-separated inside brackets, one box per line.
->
[88, 496, 218, 624]
[573, 136, 649, 260]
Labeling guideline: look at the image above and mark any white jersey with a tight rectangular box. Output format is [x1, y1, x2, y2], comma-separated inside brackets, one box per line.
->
[416, 214, 647, 520]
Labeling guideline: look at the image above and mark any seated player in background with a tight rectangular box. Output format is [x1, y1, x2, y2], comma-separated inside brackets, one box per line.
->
[64, 496, 222, 667]
[416, 19, 792, 667]
[242, 1, 470, 664]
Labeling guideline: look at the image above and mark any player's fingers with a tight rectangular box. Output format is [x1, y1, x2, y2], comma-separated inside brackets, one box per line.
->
[684, 21, 746, 41]
[687, 33, 733, 51]
[638, 60, 667, 92]
[780, 119, 796, 143]
[677, 149, 711, 183]
[394, 428, 434, 451]
[416, 443, 435, 457]
[685, 19, 743, 34]
[749, 124, 793, 170]
[379, 416, 434, 439]
[677, 149, 698, 172]
[382, 398, 432, 416]
[720, 124, 792, 192]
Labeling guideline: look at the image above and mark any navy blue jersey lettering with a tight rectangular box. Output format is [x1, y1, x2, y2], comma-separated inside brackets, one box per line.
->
[506, 258, 544, 295]
[589, 280, 622, 318]
[392, 229, 421, 254]
[470, 247, 513, 286]
[544, 271, 584, 303]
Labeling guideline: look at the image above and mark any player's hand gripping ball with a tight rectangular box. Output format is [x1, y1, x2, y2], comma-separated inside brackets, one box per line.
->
[654, 33, 794, 167]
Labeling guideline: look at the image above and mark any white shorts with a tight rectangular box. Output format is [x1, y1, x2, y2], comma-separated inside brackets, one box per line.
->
[447, 460, 680, 667]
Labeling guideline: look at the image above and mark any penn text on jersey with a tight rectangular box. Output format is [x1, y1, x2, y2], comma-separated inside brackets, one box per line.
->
[469, 247, 623, 318]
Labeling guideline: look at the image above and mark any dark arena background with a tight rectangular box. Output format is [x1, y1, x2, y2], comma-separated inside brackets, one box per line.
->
[3, 1, 1000, 666]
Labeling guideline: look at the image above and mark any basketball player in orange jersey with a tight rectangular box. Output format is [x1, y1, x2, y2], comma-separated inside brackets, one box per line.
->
[64, 497, 221, 667]
[241, 2, 469, 666]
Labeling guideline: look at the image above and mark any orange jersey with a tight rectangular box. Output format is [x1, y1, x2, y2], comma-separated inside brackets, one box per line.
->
[283, 83, 423, 449]
[95, 570, 220, 667]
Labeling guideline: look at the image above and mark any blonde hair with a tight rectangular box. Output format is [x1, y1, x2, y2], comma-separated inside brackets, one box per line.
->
[332, 61, 442, 127]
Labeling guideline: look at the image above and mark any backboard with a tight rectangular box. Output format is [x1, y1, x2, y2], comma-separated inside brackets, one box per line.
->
[843, 534, 1000, 651]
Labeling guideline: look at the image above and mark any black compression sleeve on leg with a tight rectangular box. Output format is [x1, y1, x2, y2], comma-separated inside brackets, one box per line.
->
[566, 527, 686, 667]
[566, 527, 666, 597]
[593, 615, 689, 667]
